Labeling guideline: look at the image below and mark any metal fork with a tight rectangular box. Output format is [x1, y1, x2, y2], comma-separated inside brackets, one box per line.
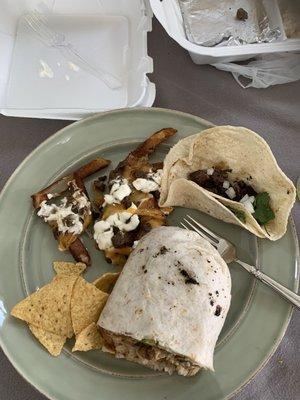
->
[24, 11, 122, 89]
[181, 215, 300, 310]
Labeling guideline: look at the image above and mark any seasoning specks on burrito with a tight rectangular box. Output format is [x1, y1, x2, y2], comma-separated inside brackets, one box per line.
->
[160, 126, 296, 240]
[98, 227, 231, 376]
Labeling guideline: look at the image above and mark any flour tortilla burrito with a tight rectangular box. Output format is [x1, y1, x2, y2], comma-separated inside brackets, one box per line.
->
[159, 126, 296, 240]
[98, 227, 231, 376]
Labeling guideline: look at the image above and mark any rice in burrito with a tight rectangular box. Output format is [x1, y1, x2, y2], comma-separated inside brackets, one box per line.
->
[159, 126, 296, 240]
[98, 226, 231, 376]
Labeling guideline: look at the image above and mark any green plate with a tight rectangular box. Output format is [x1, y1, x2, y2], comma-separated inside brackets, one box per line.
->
[0, 108, 298, 400]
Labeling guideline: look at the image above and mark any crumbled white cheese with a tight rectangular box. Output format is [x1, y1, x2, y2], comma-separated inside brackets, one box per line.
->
[150, 169, 163, 184]
[73, 189, 90, 210]
[37, 185, 91, 235]
[103, 194, 115, 205]
[93, 210, 140, 250]
[107, 212, 140, 232]
[94, 220, 114, 250]
[225, 187, 236, 199]
[38, 199, 83, 235]
[104, 177, 131, 205]
[133, 240, 139, 249]
[133, 178, 159, 193]
[132, 169, 163, 193]
[223, 180, 230, 189]
[207, 168, 214, 176]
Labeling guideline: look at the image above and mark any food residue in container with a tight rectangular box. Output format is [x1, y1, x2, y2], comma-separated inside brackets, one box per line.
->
[39, 60, 54, 79]
[236, 8, 248, 21]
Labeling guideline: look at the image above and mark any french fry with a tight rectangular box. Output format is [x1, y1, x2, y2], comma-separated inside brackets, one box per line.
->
[32, 158, 110, 209]
[32, 158, 110, 265]
[31, 176, 72, 209]
[135, 209, 165, 219]
[130, 128, 177, 159]
[95, 129, 177, 265]
[109, 128, 177, 180]
[74, 158, 110, 180]
[69, 238, 91, 266]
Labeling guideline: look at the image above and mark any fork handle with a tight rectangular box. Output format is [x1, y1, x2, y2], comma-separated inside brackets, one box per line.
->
[236, 260, 300, 310]
[59, 46, 122, 90]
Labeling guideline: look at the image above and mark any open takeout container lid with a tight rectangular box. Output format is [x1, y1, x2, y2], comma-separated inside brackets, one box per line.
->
[0, 0, 155, 120]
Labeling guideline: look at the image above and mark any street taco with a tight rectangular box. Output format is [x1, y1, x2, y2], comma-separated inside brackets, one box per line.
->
[160, 126, 296, 240]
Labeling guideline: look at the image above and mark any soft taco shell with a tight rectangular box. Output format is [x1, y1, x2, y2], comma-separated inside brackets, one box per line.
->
[160, 126, 295, 240]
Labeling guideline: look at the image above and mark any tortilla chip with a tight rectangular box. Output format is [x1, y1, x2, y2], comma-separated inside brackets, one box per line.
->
[11, 274, 78, 338]
[71, 277, 108, 336]
[53, 261, 86, 275]
[72, 322, 103, 352]
[29, 324, 66, 356]
[93, 272, 120, 293]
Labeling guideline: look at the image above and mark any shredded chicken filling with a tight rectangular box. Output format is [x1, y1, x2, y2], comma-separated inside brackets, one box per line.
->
[100, 329, 200, 376]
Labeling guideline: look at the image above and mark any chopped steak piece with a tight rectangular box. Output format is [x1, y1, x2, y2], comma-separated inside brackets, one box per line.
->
[112, 228, 137, 248]
[121, 195, 132, 209]
[133, 170, 149, 179]
[135, 221, 153, 240]
[152, 190, 160, 201]
[211, 169, 230, 186]
[151, 162, 164, 171]
[92, 208, 103, 220]
[189, 168, 228, 195]
[189, 168, 257, 201]
[94, 176, 107, 192]
[231, 181, 257, 201]
[189, 170, 210, 187]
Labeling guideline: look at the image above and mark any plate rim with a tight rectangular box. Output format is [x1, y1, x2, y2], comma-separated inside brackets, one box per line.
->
[0, 107, 298, 400]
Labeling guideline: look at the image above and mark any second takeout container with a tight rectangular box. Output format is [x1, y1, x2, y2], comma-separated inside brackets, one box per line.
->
[150, 0, 300, 65]
[0, 0, 155, 120]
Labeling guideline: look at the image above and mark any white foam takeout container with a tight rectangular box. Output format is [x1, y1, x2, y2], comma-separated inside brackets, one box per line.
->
[0, 0, 155, 120]
[150, 0, 300, 65]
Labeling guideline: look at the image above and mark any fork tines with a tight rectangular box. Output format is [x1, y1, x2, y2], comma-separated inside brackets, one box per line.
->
[180, 215, 220, 246]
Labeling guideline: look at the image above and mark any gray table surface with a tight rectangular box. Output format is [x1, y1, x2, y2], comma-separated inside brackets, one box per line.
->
[0, 18, 299, 400]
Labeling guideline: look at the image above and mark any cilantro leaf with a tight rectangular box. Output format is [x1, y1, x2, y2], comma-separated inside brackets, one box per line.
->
[227, 207, 246, 223]
[253, 192, 275, 225]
